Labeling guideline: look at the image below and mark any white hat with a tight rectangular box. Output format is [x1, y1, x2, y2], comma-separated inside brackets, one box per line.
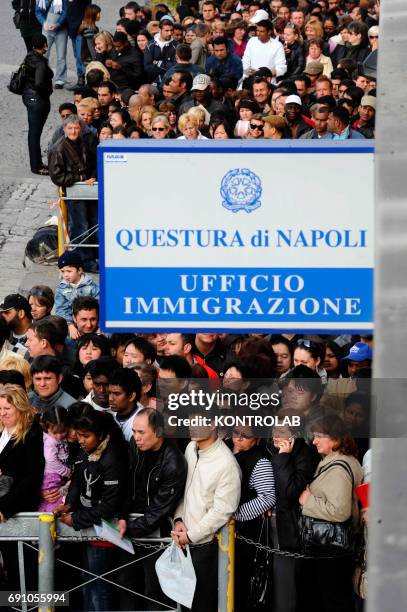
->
[249, 9, 270, 24]
[191, 74, 211, 91]
[285, 94, 302, 107]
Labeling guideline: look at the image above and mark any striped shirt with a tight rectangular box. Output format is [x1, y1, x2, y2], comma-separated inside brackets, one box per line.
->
[234, 458, 276, 522]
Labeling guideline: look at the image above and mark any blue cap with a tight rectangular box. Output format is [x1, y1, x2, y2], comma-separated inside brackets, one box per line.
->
[58, 250, 83, 269]
[341, 342, 372, 362]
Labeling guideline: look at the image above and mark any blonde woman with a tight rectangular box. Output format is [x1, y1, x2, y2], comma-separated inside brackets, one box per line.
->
[0, 356, 32, 392]
[85, 60, 110, 81]
[187, 105, 208, 130]
[283, 23, 305, 77]
[137, 105, 158, 136]
[151, 114, 171, 139]
[177, 113, 208, 140]
[0, 385, 44, 519]
[304, 18, 325, 42]
[94, 31, 114, 63]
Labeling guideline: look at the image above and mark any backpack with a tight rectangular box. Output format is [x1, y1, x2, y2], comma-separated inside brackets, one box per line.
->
[8, 62, 27, 95]
[23, 226, 59, 266]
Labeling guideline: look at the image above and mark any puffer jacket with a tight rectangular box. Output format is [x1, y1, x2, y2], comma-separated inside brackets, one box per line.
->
[302, 450, 363, 524]
[66, 432, 128, 530]
[48, 134, 96, 187]
[55, 273, 99, 322]
[175, 438, 241, 544]
[123, 438, 187, 537]
[23, 50, 53, 98]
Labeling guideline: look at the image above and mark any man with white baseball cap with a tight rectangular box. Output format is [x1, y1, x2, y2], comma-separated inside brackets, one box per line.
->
[284, 94, 312, 138]
[242, 18, 287, 83]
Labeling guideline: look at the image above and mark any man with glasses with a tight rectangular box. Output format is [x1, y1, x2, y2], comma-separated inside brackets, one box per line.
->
[242, 19, 287, 84]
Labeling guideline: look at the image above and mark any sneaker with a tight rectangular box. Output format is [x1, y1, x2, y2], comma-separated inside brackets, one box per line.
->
[32, 167, 49, 176]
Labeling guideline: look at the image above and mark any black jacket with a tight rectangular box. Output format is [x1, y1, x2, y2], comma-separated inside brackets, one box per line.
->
[0, 417, 44, 519]
[107, 46, 144, 91]
[23, 50, 53, 98]
[66, 433, 128, 530]
[12, 0, 42, 37]
[66, 0, 90, 38]
[123, 438, 187, 537]
[48, 134, 97, 187]
[269, 438, 317, 551]
[144, 38, 177, 84]
[284, 41, 306, 78]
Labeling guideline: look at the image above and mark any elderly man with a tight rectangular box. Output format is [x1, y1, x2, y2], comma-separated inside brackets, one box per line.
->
[48, 115, 98, 272]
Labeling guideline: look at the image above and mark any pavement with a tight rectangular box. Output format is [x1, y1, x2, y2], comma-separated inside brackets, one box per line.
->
[0, 1, 123, 299]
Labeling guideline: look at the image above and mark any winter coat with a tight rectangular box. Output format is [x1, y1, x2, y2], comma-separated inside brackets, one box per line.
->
[12, 0, 42, 38]
[66, 0, 90, 38]
[106, 45, 144, 91]
[0, 417, 44, 519]
[66, 433, 128, 530]
[206, 52, 243, 81]
[55, 273, 99, 322]
[23, 50, 53, 98]
[48, 134, 96, 187]
[302, 450, 363, 524]
[123, 438, 187, 537]
[269, 438, 317, 551]
[175, 438, 241, 544]
[285, 41, 306, 77]
[144, 35, 177, 83]
[35, 0, 68, 31]
[29, 387, 76, 413]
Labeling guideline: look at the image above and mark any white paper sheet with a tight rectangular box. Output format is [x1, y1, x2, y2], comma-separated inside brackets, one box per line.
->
[94, 519, 135, 554]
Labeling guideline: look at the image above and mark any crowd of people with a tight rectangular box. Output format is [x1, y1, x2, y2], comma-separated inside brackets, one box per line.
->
[0, 253, 371, 611]
[7, 0, 378, 610]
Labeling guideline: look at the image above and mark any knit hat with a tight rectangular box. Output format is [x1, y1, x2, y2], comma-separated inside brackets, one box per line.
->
[58, 251, 84, 269]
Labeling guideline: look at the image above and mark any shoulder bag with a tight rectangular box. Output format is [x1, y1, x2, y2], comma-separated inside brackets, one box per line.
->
[299, 460, 355, 556]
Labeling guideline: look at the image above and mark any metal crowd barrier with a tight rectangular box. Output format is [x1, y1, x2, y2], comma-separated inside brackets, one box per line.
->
[0, 513, 235, 612]
[56, 183, 99, 255]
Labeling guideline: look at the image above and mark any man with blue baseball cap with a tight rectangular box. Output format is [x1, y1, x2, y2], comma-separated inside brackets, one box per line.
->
[342, 342, 373, 378]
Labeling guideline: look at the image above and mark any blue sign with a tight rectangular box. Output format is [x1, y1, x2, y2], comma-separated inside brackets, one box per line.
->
[98, 140, 374, 333]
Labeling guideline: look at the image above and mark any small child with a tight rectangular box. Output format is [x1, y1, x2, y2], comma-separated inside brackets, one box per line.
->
[38, 407, 71, 512]
[54, 251, 99, 340]
[234, 99, 258, 138]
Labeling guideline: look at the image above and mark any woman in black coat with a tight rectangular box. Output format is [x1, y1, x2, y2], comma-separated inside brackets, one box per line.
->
[56, 406, 128, 612]
[282, 23, 306, 78]
[0, 384, 44, 590]
[268, 416, 317, 612]
[22, 33, 53, 175]
[12, 0, 42, 51]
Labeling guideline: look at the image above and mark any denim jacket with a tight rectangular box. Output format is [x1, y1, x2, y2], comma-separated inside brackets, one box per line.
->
[54, 273, 99, 322]
[35, 0, 68, 31]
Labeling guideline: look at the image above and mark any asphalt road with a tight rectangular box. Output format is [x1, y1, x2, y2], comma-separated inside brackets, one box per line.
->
[0, 1, 123, 296]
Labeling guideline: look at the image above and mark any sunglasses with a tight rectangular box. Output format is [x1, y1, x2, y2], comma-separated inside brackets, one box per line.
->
[152, 127, 166, 132]
[369, 35, 378, 39]
[296, 338, 318, 349]
[250, 123, 264, 130]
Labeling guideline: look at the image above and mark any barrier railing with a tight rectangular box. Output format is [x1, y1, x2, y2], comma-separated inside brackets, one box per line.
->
[56, 183, 99, 255]
[0, 513, 234, 612]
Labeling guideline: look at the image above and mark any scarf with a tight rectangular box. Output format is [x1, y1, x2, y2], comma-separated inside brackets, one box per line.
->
[37, 0, 63, 14]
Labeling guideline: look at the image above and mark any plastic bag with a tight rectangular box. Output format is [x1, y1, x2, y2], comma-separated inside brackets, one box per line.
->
[155, 542, 196, 609]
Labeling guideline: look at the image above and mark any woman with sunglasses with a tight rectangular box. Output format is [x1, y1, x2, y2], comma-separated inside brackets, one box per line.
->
[232, 424, 275, 611]
[367, 25, 379, 51]
[150, 114, 171, 139]
[293, 338, 328, 385]
[244, 113, 264, 139]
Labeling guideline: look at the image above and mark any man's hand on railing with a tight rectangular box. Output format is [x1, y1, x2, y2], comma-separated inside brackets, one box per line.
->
[85, 178, 97, 185]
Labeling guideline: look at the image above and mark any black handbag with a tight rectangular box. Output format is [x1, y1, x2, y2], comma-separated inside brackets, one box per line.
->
[8, 62, 27, 95]
[299, 460, 355, 556]
[247, 517, 273, 610]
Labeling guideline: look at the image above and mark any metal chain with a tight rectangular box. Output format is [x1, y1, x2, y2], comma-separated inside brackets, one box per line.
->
[235, 533, 354, 560]
[131, 540, 171, 551]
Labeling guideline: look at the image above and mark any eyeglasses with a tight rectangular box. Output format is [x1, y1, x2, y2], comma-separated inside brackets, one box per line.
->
[152, 127, 166, 132]
[250, 123, 264, 131]
[369, 35, 378, 39]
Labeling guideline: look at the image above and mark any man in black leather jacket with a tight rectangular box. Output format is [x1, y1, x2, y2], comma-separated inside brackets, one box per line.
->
[116, 408, 187, 610]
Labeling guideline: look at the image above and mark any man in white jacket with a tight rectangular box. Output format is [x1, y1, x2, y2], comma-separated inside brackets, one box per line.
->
[172, 423, 241, 612]
[242, 18, 287, 83]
